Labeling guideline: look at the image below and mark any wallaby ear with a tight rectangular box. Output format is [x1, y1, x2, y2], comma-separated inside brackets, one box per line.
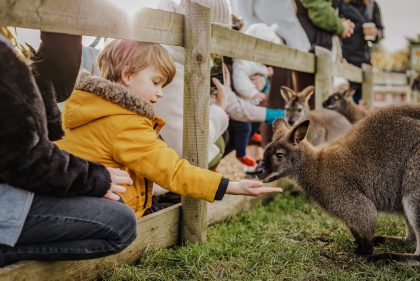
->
[280, 86, 295, 102]
[272, 118, 288, 133]
[297, 85, 315, 103]
[344, 88, 356, 98]
[288, 120, 310, 144]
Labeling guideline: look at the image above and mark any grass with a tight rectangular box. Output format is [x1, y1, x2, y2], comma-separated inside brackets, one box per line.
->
[103, 189, 420, 281]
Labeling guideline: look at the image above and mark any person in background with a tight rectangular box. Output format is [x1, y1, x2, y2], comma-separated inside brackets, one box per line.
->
[0, 30, 136, 267]
[231, 23, 280, 167]
[294, 0, 355, 109]
[339, 0, 384, 104]
[230, 0, 311, 146]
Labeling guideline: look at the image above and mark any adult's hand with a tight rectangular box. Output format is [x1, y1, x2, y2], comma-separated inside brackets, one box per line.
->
[213, 63, 235, 110]
[341, 19, 355, 39]
[104, 167, 133, 201]
[213, 77, 227, 110]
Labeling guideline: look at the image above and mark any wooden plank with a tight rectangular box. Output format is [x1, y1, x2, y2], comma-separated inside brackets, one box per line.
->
[374, 85, 411, 94]
[0, 204, 181, 281]
[362, 64, 374, 111]
[332, 61, 363, 83]
[0, 0, 184, 46]
[211, 24, 315, 73]
[181, 1, 211, 244]
[314, 47, 333, 109]
[373, 71, 408, 86]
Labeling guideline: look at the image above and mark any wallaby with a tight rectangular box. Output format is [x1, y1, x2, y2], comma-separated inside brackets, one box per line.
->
[256, 104, 420, 262]
[322, 88, 368, 124]
[281, 86, 352, 146]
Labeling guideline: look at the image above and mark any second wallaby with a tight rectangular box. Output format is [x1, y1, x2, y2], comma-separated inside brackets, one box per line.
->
[256, 104, 420, 262]
[322, 88, 368, 124]
[281, 86, 352, 146]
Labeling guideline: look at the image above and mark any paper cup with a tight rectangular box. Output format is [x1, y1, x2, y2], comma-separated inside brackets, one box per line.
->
[362, 22, 376, 41]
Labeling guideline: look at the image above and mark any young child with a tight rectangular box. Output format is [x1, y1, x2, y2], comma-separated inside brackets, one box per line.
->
[55, 40, 282, 218]
[231, 23, 282, 167]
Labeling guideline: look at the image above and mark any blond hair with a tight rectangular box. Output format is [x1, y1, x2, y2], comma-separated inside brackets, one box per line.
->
[97, 39, 176, 86]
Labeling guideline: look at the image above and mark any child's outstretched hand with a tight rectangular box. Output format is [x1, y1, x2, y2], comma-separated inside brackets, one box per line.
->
[226, 179, 283, 197]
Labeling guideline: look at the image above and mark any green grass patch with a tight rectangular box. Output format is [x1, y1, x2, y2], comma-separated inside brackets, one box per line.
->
[103, 190, 420, 281]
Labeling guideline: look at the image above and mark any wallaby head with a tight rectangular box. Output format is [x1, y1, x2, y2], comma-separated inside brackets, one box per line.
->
[322, 88, 356, 113]
[322, 88, 367, 124]
[281, 86, 314, 127]
[256, 118, 310, 183]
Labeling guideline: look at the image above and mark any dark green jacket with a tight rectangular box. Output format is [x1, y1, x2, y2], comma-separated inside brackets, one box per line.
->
[300, 0, 344, 35]
[296, 0, 343, 51]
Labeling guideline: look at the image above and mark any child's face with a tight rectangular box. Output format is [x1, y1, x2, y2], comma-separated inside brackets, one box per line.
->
[122, 66, 166, 104]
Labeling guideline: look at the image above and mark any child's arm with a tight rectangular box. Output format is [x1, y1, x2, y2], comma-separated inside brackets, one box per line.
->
[113, 118, 282, 201]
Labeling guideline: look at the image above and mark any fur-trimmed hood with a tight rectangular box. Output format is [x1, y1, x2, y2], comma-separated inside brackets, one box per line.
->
[62, 71, 155, 129]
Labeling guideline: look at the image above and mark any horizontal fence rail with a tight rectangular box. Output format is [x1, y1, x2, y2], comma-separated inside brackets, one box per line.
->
[0, 0, 184, 46]
[211, 24, 315, 73]
[373, 71, 408, 85]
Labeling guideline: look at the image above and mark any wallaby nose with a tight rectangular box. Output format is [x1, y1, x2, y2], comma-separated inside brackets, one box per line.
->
[255, 164, 264, 178]
[289, 120, 295, 126]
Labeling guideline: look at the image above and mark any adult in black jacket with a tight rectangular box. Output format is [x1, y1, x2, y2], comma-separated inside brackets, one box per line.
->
[339, 0, 384, 103]
[0, 32, 136, 267]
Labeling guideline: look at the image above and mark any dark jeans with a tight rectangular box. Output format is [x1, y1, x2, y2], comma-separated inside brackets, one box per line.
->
[0, 195, 137, 267]
[229, 120, 252, 157]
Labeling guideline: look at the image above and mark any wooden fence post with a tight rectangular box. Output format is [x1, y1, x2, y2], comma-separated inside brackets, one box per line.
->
[314, 46, 333, 109]
[362, 64, 374, 111]
[181, 1, 211, 243]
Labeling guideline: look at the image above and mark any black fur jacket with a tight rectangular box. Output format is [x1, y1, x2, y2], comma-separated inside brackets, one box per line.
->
[0, 32, 110, 197]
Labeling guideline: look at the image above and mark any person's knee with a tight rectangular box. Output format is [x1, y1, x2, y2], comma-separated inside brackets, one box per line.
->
[109, 203, 137, 251]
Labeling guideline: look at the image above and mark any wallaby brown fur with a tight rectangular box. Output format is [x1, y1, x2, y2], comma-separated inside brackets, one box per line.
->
[322, 88, 368, 124]
[281, 86, 352, 146]
[256, 104, 420, 263]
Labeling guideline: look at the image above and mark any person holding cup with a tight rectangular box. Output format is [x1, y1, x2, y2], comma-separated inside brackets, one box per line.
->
[338, 0, 384, 104]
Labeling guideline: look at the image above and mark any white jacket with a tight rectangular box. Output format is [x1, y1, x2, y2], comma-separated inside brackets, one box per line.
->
[229, 0, 311, 52]
[232, 60, 268, 100]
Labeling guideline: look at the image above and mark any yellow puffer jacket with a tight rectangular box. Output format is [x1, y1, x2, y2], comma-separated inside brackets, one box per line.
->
[55, 71, 223, 218]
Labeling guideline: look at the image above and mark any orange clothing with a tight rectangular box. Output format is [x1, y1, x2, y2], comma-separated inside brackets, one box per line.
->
[56, 72, 223, 218]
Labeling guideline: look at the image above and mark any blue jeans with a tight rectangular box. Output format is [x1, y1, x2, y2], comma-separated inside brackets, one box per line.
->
[231, 120, 252, 157]
[0, 195, 137, 267]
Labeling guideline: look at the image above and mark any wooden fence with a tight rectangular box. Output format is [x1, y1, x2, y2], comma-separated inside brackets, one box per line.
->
[0, 1, 416, 280]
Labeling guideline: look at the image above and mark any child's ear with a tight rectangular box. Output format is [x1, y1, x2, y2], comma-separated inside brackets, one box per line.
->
[121, 67, 131, 86]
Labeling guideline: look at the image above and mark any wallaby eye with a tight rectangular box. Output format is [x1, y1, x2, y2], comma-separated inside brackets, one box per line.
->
[297, 109, 302, 113]
[275, 153, 285, 160]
